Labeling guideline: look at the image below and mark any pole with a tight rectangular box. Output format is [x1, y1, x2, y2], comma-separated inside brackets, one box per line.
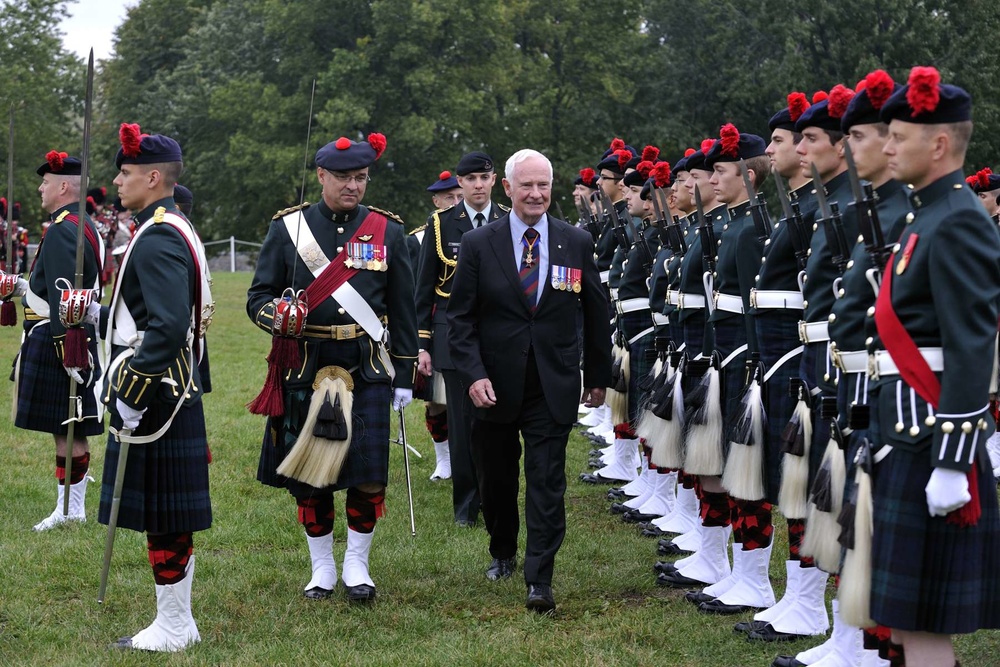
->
[230, 235, 235, 273]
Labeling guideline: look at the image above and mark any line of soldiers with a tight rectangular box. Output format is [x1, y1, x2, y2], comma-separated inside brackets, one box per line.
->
[1, 198, 30, 273]
[573, 67, 999, 667]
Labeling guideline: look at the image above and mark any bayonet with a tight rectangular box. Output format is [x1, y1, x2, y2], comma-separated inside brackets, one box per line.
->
[774, 171, 809, 271]
[574, 197, 600, 244]
[810, 163, 849, 274]
[845, 142, 890, 267]
[739, 159, 771, 242]
[694, 187, 717, 274]
[601, 190, 631, 251]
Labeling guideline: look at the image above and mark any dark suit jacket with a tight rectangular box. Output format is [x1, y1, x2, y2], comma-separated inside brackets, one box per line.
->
[447, 213, 612, 424]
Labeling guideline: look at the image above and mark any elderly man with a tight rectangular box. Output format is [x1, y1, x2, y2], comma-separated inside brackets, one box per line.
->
[447, 149, 611, 613]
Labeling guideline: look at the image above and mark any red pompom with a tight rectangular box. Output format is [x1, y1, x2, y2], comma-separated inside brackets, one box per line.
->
[334, 137, 351, 150]
[966, 174, 978, 187]
[100, 186, 107, 196]
[439, 170, 451, 180]
[828, 84, 855, 119]
[974, 167, 993, 189]
[636, 160, 655, 179]
[812, 90, 829, 104]
[907, 66, 941, 116]
[610, 137, 625, 152]
[652, 161, 672, 188]
[45, 150, 67, 172]
[684, 148, 696, 157]
[719, 123, 740, 158]
[641, 145, 660, 162]
[119, 123, 142, 157]
[787, 92, 809, 122]
[700, 138, 715, 155]
[865, 70, 895, 110]
[367, 132, 387, 159]
[580, 167, 596, 186]
[615, 149, 631, 171]
[855, 78, 867, 92]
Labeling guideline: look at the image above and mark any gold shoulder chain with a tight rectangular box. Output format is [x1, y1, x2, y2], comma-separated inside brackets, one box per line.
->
[433, 210, 457, 297]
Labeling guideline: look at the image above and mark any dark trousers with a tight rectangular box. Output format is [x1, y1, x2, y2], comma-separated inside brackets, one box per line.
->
[442, 369, 481, 524]
[471, 352, 572, 585]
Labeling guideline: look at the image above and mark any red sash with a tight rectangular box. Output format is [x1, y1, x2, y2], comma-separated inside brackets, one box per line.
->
[303, 210, 387, 308]
[874, 247, 980, 526]
[30, 214, 104, 276]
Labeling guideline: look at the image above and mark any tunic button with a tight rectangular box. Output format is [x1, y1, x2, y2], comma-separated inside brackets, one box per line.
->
[337, 227, 345, 234]
[837, 288, 845, 297]
[961, 422, 973, 434]
[337, 246, 344, 253]
[892, 243, 901, 252]
[894, 422, 904, 433]
[764, 239, 771, 247]
[828, 313, 836, 323]
[754, 275, 760, 281]
[807, 248, 812, 256]
[761, 256, 766, 263]
[338, 308, 345, 315]
[846, 260, 854, 270]
[905, 212, 915, 224]
[812, 223, 818, 231]
[909, 425, 920, 437]
[941, 421, 955, 434]
[866, 306, 875, 317]
[925, 416, 936, 427]
[865, 336, 873, 346]
[857, 234, 864, 244]
[802, 299, 809, 308]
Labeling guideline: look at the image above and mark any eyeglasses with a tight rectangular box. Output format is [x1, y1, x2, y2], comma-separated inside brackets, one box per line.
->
[326, 170, 371, 185]
[600, 175, 622, 182]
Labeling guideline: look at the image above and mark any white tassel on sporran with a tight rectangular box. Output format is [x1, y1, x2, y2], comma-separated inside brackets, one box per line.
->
[683, 365, 724, 476]
[722, 376, 766, 501]
[777, 394, 813, 519]
[277, 370, 354, 489]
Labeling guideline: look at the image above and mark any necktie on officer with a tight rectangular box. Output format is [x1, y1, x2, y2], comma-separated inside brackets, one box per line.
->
[519, 227, 540, 309]
[474, 212, 485, 229]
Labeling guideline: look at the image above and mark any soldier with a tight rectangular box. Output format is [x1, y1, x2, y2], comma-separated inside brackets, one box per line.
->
[572, 167, 599, 223]
[98, 125, 211, 651]
[410, 170, 461, 481]
[248, 132, 417, 603]
[867, 66, 1000, 667]
[9, 150, 104, 531]
[966, 167, 1000, 222]
[415, 151, 506, 526]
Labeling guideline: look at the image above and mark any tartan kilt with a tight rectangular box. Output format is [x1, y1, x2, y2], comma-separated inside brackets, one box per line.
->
[681, 311, 706, 356]
[756, 311, 801, 504]
[257, 377, 392, 497]
[622, 310, 655, 424]
[870, 444, 1000, 633]
[713, 318, 747, 422]
[800, 342, 833, 486]
[98, 399, 212, 534]
[14, 322, 104, 437]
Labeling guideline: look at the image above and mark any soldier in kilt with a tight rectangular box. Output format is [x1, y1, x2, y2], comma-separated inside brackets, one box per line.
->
[248, 133, 417, 603]
[9, 150, 105, 532]
[97, 126, 211, 652]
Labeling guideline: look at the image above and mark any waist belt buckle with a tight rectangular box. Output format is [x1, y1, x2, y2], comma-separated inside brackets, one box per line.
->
[867, 353, 879, 381]
[749, 288, 758, 309]
[798, 320, 808, 344]
[712, 291, 720, 309]
[677, 293, 685, 310]
[339, 325, 355, 340]
[829, 342, 843, 371]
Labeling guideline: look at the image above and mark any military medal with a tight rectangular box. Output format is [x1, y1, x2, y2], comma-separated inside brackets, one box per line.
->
[551, 266, 560, 290]
[895, 233, 918, 275]
[365, 245, 375, 270]
[572, 268, 582, 293]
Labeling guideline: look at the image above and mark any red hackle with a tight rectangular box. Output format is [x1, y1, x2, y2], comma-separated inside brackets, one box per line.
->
[367, 132, 387, 158]
[720, 123, 740, 157]
[907, 66, 941, 116]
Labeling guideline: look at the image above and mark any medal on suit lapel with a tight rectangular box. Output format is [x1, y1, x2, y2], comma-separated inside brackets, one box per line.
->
[572, 268, 582, 293]
[551, 265, 560, 290]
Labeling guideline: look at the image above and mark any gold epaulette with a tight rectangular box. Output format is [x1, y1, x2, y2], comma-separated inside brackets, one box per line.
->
[54, 211, 70, 224]
[369, 206, 404, 224]
[272, 202, 311, 220]
[153, 206, 167, 224]
[496, 202, 511, 212]
[408, 223, 428, 236]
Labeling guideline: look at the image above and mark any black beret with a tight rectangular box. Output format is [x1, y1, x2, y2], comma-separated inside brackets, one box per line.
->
[115, 123, 183, 169]
[597, 145, 638, 175]
[704, 125, 767, 168]
[880, 67, 972, 125]
[841, 70, 899, 132]
[796, 86, 857, 134]
[36, 151, 82, 176]
[87, 186, 107, 205]
[173, 184, 194, 205]
[456, 151, 494, 176]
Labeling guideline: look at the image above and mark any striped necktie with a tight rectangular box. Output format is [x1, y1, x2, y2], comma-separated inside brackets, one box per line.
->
[519, 227, 540, 308]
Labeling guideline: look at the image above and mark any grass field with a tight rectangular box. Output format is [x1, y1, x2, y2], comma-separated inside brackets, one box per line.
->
[0, 271, 997, 666]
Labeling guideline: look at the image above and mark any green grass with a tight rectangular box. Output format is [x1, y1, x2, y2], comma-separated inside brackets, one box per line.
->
[0, 271, 997, 666]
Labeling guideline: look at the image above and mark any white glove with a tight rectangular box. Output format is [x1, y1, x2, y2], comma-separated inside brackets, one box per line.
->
[392, 388, 413, 411]
[925, 467, 971, 517]
[115, 398, 146, 431]
[64, 366, 85, 385]
[14, 277, 28, 297]
[84, 301, 102, 326]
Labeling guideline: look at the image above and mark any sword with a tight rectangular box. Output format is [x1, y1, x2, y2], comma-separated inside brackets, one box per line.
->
[5, 103, 13, 275]
[63, 50, 95, 518]
[98, 426, 131, 603]
[739, 159, 772, 242]
[810, 163, 849, 274]
[390, 408, 417, 536]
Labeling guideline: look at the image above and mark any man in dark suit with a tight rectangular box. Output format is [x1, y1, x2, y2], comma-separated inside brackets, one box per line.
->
[447, 149, 612, 613]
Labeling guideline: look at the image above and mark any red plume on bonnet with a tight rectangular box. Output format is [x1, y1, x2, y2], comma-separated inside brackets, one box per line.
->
[119, 123, 143, 157]
[684, 148, 696, 157]
[969, 167, 993, 189]
[641, 145, 660, 162]
[907, 66, 941, 116]
[615, 149, 631, 171]
[787, 92, 808, 122]
[45, 150, 68, 172]
[719, 123, 740, 158]
[652, 161, 672, 188]
[828, 84, 855, 119]
[439, 170, 452, 180]
[580, 167, 597, 185]
[367, 132, 387, 159]
[700, 138, 715, 155]
[610, 137, 625, 152]
[863, 70, 895, 111]
[334, 137, 351, 150]
[636, 161, 655, 179]
[812, 90, 829, 104]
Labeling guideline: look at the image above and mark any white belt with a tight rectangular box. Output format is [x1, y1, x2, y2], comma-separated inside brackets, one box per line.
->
[713, 292, 745, 314]
[750, 289, 803, 310]
[610, 287, 619, 301]
[666, 289, 680, 306]
[677, 292, 706, 310]
[652, 312, 670, 326]
[599, 270, 610, 284]
[628, 326, 655, 346]
[832, 349, 868, 373]
[617, 297, 650, 315]
[869, 348, 944, 380]
[798, 320, 830, 343]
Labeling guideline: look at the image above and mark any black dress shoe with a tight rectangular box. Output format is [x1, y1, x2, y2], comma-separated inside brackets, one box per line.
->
[455, 519, 476, 528]
[734, 619, 769, 634]
[606, 488, 627, 500]
[344, 583, 377, 602]
[657, 540, 693, 556]
[699, 599, 761, 615]
[111, 637, 138, 650]
[303, 586, 334, 600]
[622, 510, 658, 523]
[525, 583, 556, 614]
[641, 525, 663, 538]
[486, 557, 516, 581]
[587, 459, 604, 469]
[610, 502, 629, 514]
[589, 449, 603, 457]
[657, 569, 711, 588]
[579, 473, 623, 485]
[685, 590, 715, 605]
[746, 623, 808, 642]
[771, 657, 807, 667]
[653, 560, 677, 574]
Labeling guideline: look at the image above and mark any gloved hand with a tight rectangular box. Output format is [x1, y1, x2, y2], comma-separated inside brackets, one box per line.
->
[14, 277, 28, 297]
[84, 301, 102, 326]
[392, 388, 413, 411]
[925, 467, 971, 517]
[116, 398, 146, 431]
[64, 366, 85, 385]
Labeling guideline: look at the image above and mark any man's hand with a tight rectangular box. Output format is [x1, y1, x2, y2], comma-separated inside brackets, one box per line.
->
[468, 378, 496, 408]
[84, 301, 102, 326]
[581, 387, 606, 408]
[925, 467, 971, 517]
[64, 366, 85, 385]
[392, 388, 413, 411]
[417, 350, 433, 377]
[116, 398, 145, 431]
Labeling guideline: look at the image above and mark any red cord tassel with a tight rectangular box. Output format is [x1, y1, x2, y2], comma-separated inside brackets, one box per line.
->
[0, 299, 16, 326]
[246, 361, 286, 417]
[63, 327, 90, 370]
[946, 465, 981, 528]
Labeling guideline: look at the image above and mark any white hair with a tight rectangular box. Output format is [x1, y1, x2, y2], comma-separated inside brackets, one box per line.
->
[505, 149, 553, 182]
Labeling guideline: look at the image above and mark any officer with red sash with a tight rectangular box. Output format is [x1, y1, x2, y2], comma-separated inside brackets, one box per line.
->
[248, 133, 417, 603]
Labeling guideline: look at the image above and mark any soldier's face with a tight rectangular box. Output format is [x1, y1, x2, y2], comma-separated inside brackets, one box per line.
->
[709, 162, 744, 206]
[884, 120, 932, 189]
[978, 190, 1000, 217]
[432, 188, 462, 210]
[685, 169, 716, 208]
[38, 175, 67, 213]
[457, 172, 495, 209]
[113, 165, 157, 212]
[317, 167, 369, 212]
[847, 124, 889, 182]
[796, 128, 844, 181]
[599, 169, 621, 200]
[626, 185, 645, 217]
[502, 156, 551, 224]
[767, 129, 800, 179]
[671, 172, 691, 211]
[572, 184, 589, 206]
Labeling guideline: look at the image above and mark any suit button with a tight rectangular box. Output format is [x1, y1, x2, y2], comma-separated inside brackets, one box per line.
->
[337, 227, 344, 234]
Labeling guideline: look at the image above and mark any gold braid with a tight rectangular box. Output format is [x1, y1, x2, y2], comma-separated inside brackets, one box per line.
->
[433, 210, 457, 298]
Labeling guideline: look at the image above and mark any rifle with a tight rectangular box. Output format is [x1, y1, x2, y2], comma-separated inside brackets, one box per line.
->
[694, 187, 717, 275]
[810, 163, 850, 274]
[773, 171, 810, 271]
[844, 142, 891, 270]
[636, 217, 655, 272]
[739, 159, 772, 243]
[601, 190, 632, 252]
[649, 184, 687, 256]
[574, 196, 600, 244]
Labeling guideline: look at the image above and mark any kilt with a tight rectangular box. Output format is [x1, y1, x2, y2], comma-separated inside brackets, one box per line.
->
[756, 311, 801, 504]
[681, 311, 707, 356]
[713, 318, 747, 422]
[622, 310, 655, 424]
[800, 342, 833, 485]
[98, 400, 212, 534]
[870, 444, 1000, 633]
[14, 321, 103, 437]
[257, 376, 392, 497]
